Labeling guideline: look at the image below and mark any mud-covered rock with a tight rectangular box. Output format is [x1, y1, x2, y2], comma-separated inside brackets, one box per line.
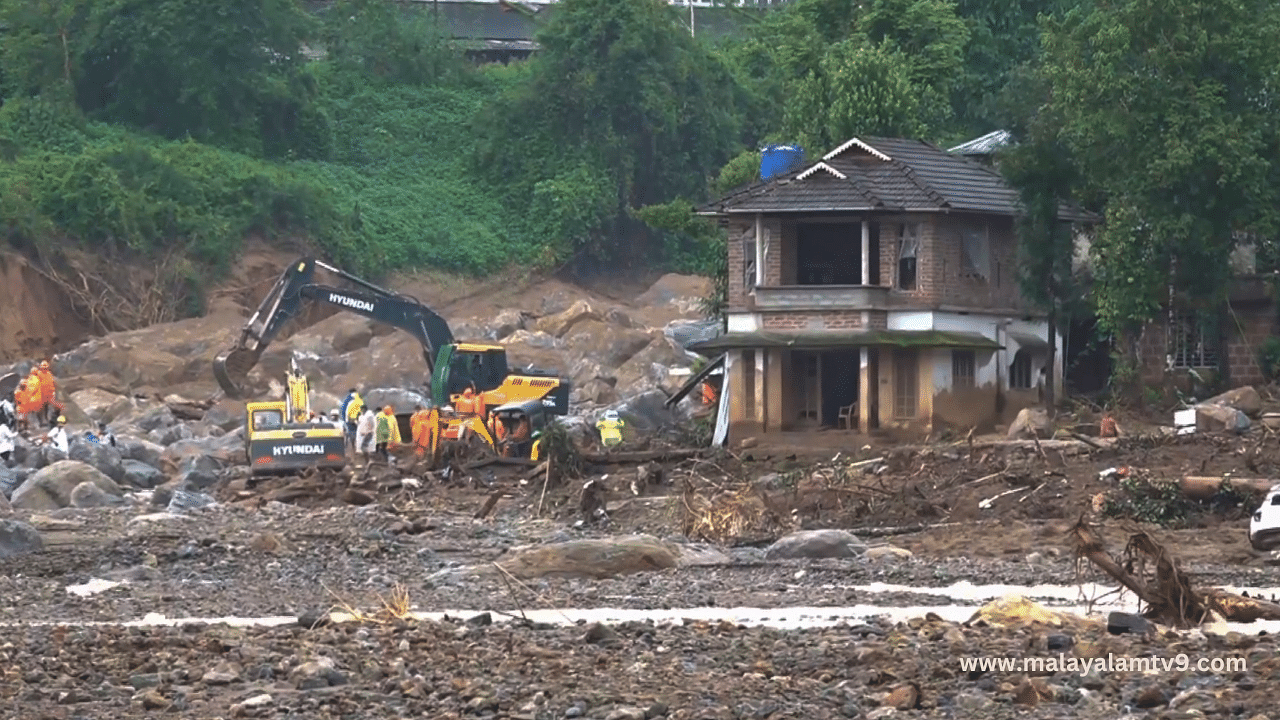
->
[134, 405, 179, 433]
[0, 519, 42, 558]
[363, 388, 430, 413]
[608, 390, 680, 431]
[1007, 407, 1053, 439]
[118, 438, 165, 469]
[10, 460, 124, 511]
[69, 388, 132, 421]
[70, 480, 124, 508]
[121, 459, 165, 489]
[1195, 403, 1251, 433]
[535, 300, 600, 338]
[764, 530, 868, 560]
[562, 321, 652, 369]
[491, 535, 681, 579]
[202, 399, 247, 432]
[1203, 386, 1263, 418]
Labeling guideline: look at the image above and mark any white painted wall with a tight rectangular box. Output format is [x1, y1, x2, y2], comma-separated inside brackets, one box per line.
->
[886, 311, 934, 331]
[727, 313, 761, 333]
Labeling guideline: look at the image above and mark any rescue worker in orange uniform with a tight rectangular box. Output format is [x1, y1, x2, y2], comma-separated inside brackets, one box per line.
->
[15, 380, 41, 432]
[31, 361, 62, 427]
[701, 381, 718, 406]
[19, 372, 42, 430]
[455, 387, 475, 415]
[409, 404, 433, 458]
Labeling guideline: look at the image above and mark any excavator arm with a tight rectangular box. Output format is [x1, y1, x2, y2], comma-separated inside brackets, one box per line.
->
[213, 258, 454, 399]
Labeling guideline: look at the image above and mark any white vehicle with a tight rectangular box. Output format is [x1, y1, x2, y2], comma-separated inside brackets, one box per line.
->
[1249, 485, 1280, 551]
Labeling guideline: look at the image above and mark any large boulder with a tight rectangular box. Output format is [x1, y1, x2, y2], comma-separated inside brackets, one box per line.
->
[1007, 407, 1053, 439]
[69, 388, 133, 421]
[501, 330, 563, 351]
[0, 519, 43, 558]
[118, 438, 165, 469]
[67, 435, 126, 484]
[149, 423, 193, 446]
[535, 300, 600, 338]
[134, 405, 179, 433]
[121, 460, 166, 489]
[764, 529, 868, 560]
[562, 321, 653, 370]
[636, 274, 712, 319]
[608, 389, 680, 431]
[615, 337, 695, 397]
[1204, 386, 1263, 418]
[363, 388, 430, 413]
[493, 535, 681, 579]
[488, 310, 532, 341]
[1195, 403, 1251, 433]
[201, 399, 247, 432]
[70, 480, 124, 508]
[10, 461, 124, 511]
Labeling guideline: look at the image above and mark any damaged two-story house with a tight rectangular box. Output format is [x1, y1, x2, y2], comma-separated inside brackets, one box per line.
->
[690, 136, 1096, 440]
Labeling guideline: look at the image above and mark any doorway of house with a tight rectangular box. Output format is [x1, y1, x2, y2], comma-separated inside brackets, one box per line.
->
[821, 350, 859, 428]
[1066, 316, 1112, 395]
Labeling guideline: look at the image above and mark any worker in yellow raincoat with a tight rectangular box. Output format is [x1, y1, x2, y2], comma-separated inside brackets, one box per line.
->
[595, 410, 625, 448]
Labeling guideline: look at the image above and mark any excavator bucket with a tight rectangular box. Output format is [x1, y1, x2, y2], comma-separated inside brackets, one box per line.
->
[213, 347, 262, 399]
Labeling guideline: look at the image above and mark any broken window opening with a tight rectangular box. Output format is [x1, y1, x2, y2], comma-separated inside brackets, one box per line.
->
[1167, 311, 1218, 369]
[960, 226, 990, 282]
[743, 239, 756, 293]
[952, 350, 975, 390]
[898, 224, 919, 290]
[1009, 350, 1033, 390]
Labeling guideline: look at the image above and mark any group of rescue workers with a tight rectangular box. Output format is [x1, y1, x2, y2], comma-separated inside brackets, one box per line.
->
[1, 359, 116, 467]
[328, 385, 627, 466]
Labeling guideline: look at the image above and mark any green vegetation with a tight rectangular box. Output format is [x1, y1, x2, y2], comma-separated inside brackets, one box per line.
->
[0, 0, 1275, 358]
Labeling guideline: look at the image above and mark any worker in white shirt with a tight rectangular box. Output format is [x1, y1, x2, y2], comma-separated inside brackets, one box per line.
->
[0, 416, 17, 465]
[45, 415, 69, 454]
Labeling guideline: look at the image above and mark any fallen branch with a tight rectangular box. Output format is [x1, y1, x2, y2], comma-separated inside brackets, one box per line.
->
[463, 457, 538, 471]
[1070, 516, 1280, 626]
[581, 448, 706, 464]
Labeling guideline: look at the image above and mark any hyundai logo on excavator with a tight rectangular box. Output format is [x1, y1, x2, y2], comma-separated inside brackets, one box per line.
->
[327, 292, 375, 312]
[273, 444, 326, 456]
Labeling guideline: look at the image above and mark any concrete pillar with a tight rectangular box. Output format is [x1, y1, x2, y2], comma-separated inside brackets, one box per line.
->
[766, 348, 783, 432]
[754, 348, 766, 430]
[728, 349, 747, 426]
[858, 347, 870, 432]
[860, 220, 870, 286]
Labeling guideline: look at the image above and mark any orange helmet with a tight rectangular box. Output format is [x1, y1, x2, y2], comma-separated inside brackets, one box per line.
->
[383, 405, 394, 414]
[39, 360, 49, 370]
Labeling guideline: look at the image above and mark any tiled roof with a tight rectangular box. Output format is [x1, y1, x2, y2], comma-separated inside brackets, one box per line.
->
[699, 136, 1097, 223]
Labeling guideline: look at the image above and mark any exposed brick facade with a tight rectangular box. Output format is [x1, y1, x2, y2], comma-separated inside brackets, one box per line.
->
[762, 310, 865, 330]
[1137, 303, 1275, 387]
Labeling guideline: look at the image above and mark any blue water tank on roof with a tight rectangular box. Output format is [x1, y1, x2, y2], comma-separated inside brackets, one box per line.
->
[760, 144, 805, 181]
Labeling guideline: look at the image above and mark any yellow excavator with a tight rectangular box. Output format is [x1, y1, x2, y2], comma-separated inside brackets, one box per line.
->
[214, 258, 571, 466]
[243, 356, 346, 475]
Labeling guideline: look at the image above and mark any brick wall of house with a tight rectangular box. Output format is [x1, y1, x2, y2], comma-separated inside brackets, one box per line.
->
[1136, 304, 1273, 386]
[915, 215, 1026, 311]
[763, 217, 783, 286]
[726, 218, 752, 311]
[1226, 305, 1273, 385]
[762, 311, 864, 330]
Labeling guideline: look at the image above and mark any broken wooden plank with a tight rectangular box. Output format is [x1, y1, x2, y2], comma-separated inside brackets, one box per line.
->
[475, 490, 508, 520]
[581, 449, 706, 464]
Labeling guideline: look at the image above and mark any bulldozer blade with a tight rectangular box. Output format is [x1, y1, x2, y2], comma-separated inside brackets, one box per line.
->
[213, 347, 261, 399]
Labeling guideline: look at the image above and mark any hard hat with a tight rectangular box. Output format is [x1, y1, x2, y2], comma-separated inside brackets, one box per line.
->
[384, 405, 394, 413]
[57, 416, 66, 424]
[604, 410, 619, 420]
[39, 361, 49, 369]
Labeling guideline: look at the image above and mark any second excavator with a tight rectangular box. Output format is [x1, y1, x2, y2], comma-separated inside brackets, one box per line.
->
[213, 258, 571, 463]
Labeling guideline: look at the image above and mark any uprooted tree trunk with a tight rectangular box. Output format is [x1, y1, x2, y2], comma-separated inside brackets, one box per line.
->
[1071, 516, 1280, 626]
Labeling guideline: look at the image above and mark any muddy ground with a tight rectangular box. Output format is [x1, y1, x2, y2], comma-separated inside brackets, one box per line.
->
[4, 430, 1280, 718]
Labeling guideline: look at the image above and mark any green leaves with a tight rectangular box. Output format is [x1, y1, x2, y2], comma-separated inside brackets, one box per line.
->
[1037, 0, 1280, 334]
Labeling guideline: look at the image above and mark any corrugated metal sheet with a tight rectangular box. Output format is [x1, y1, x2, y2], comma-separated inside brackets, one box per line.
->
[948, 130, 1013, 156]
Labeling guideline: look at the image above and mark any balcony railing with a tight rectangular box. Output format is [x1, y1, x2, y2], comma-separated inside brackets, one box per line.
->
[751, 285, 889, 311]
